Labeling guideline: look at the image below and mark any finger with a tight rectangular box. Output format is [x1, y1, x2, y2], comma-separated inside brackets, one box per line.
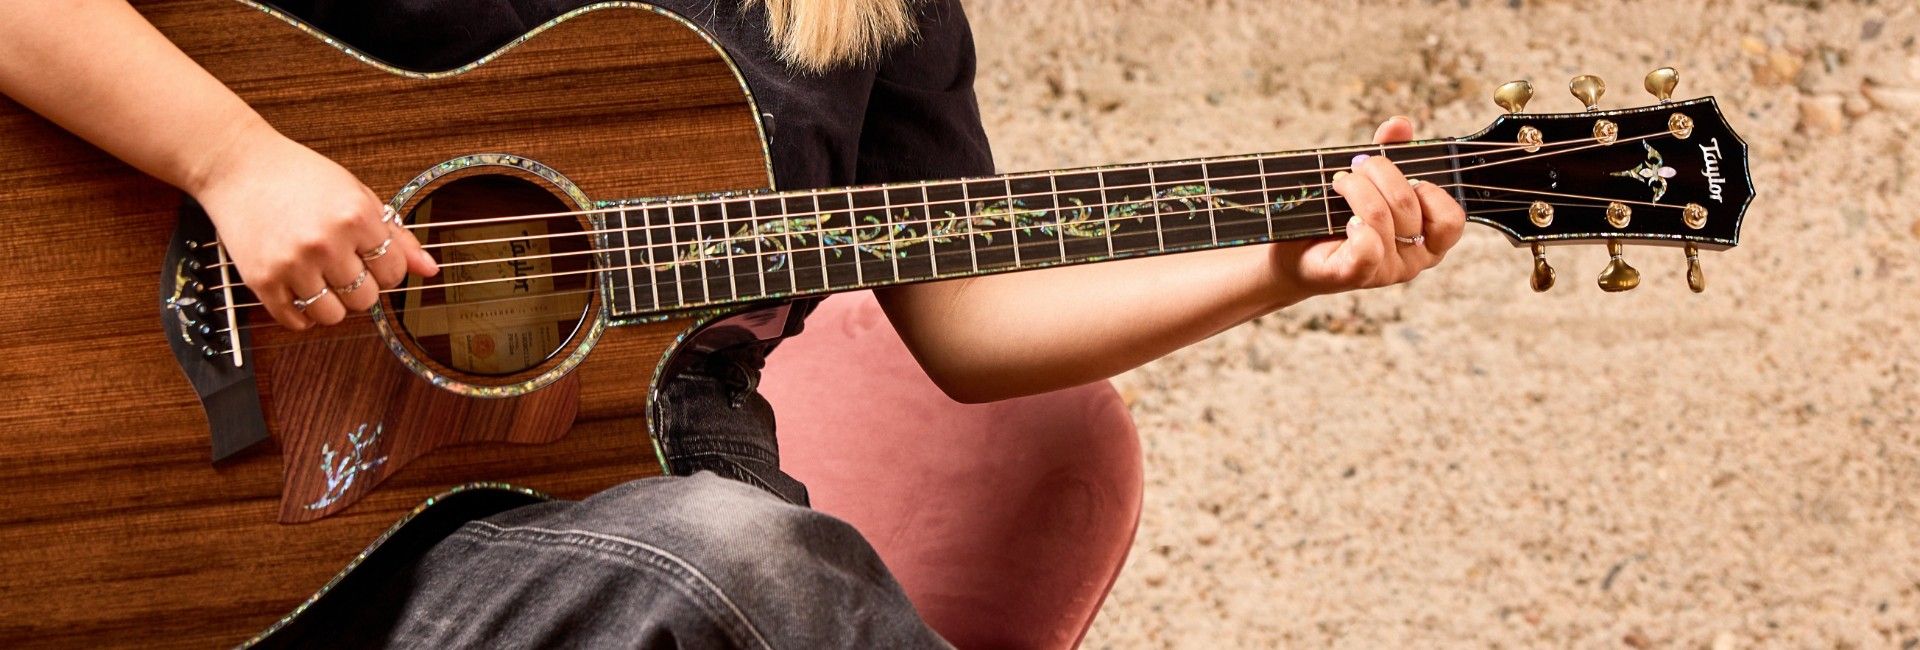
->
[391, 215, 439, 278]
[1372, 116, 1415, 145]
[1354, 155, 1423, 249]
[257, 281, 314, 331]
[1332, 168, 1398, 286]
[359, 209, 408, 290]
[289, 277, 346, 326]
[325, 254, 376, 313]
[1413, 180, 1466, 260]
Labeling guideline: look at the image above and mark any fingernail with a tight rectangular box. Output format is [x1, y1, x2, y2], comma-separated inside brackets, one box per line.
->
[1332, 170, 1350, 182]
[1351, 154, 1369, 168]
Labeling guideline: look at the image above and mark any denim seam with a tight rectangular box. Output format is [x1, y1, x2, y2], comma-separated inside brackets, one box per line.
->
[463, 522, 775, 650]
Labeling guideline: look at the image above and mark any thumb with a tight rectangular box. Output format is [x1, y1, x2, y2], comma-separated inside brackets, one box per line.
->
[1372, 115, 1415, 144]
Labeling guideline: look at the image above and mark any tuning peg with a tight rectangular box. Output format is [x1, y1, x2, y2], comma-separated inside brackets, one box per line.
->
[1644, 67, 1679, 103]
[1569, 74, 1606, 111]
[1494, 80, 1534, 114]
[1685, 242, 1705, 293]
[1597, 239, 1640, 292]
[1529, 242, 1556, 292]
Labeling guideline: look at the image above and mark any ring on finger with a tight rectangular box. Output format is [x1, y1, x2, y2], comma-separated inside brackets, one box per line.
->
[333, 269, 371, 295]
[292, 286, 331, 312]
[358, 238, 393, 261]
[1394, 233, 1426, 246]
[380, 205, 401, 225]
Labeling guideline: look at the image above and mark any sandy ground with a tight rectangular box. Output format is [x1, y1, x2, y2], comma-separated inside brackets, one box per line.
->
[965, 0, 1920, 646]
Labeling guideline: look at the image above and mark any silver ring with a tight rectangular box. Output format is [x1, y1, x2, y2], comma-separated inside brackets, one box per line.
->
[1395, 233, 1426, 246]
[359, 238, 393, 261]
[380, 205, 400, 225]
[333, 269, 370, 295]
[292, 286, 331, 312]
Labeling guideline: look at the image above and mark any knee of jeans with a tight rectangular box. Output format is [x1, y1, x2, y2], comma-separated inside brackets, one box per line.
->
[666, 473, 876, 570]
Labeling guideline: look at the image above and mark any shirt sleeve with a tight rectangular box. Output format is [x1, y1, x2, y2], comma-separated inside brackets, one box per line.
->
[854, 0, 996, 184]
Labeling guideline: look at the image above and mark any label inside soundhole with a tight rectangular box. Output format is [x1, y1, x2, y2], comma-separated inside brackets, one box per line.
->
[394, 174, 593, 377]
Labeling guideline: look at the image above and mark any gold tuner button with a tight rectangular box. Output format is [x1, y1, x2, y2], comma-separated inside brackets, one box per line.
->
[1669, 113, 1695, 139]
[1593, 119, 1619, 145]
[1494, 80, 1534, 114]
[1682, 203, 1707, 230]
[1530, 242, 1556, 292]
[1517, 125, 1543, 153]
[1644, 67, 1679, 103]
[1685, 242, 1706, 293]
[1597, 239, 1641, 293]
[1606, 201, 1632, 229]
[1570, 74, 1606, 111]
[1529, 200, 1554, 227]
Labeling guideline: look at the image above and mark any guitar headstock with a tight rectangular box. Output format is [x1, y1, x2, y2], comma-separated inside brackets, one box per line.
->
[1455, 68, 1753, 293]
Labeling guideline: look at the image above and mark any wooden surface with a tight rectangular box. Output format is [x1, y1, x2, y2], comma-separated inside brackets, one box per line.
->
[0, 1, 770, 645]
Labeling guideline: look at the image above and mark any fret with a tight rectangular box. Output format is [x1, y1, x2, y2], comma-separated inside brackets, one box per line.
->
[1048, 174, 1067, 262]
[924, 181, 972, 277]
[1100, 167, 1160, 259]
[1316, 152, 1336, 236]
[670, 203, 708, 305]
[716, 197, 761, 301]
[742, 196, 766, 300]
[963, 179, 1018, 273]
[957, 180, 984, 273]
[616, 207, 641, 314]
[649, 203, 684, 308]
[751, 195, 796, 298]
[810, 191, 858, 290]
[846, 188, 892, 286]
[780, 194, 826, 293]
[885, 185, 935, 283]
[1198, 163, 1219, 244]
[1099, 172, 1115, 258]
[694, 199, 732, 303]
[1149, 162, 1211, 251]
[1146, 165, 1165, 253]
[1051, 170, 1109, 263]
[1006, 176, 1056, 267]
[1203, 158, 1269, 245]
[1257, 157, 1275, 240]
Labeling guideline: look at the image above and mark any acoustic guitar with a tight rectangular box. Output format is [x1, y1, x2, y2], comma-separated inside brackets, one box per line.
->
[0, 1, 1753, 646]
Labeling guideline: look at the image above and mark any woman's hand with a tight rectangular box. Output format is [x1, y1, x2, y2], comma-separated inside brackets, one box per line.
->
[188, 120, 437, 330]
[1269, 116, 1466, 301]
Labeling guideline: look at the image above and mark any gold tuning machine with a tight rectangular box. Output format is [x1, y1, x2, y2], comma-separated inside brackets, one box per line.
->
[1494, 80, 1534, 114]
[1570, 74, 1606, 111]
[1597, 239, 1640, 292]
[1529, 242, 1556, 292]
[1685, 242, 1706, 293]
[1644, 67, 1679, 103]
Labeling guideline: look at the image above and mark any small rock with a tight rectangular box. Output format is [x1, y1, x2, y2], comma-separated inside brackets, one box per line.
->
[1843, 94, 1874, 117]
[1797, 95, 1845, 134]
[1713, 631, 1738, 650]
[1624, 628, 1652, 649]
[1864, 85, 1920, 115]
[1909, 217, 1920, 240]
[1863, 19, 1885, 41]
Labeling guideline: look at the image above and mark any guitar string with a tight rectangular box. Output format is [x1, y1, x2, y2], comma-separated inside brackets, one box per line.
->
[197, 130, 1626, 273]
[205, 190, 1616, 343]
[201, 201, 1554, 353]
[202, 127, 1676, 292]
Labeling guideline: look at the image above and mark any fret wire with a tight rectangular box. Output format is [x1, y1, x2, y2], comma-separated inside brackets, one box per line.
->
[962, 181, 980, 274]
[1257, 158, 1274, 240]
[812, 194, 830, 293]
[1147, 165, 1165, 253]
[690, 206, 709, 304]
[782, 197, 797, 294]
[920, 185, 940, 279]
[886, 191, 901, 283]
[842, 191, 863, 287]
[641, 205, 661, 310]
[1004, 177, 1021, 267]
[1200, 163, 1219, 245]
[1098, 171, 1115, 258]
[1049, 173, 1067, 262]
[665, 205, 687, 307]
[748, 196, 765, 298]
[720, 201, 738, 302]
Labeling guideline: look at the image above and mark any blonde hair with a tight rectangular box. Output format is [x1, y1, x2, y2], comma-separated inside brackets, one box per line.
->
[750, 0, 919, 72]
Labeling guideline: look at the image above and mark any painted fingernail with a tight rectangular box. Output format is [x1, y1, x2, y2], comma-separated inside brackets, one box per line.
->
[1332, 170, 1350, 182]
[1407, 178, 1426, 188]
[1351, 154, 1370, 168]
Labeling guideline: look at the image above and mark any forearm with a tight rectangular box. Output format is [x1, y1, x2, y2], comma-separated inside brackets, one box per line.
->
[0, 0, 267, 194]
[876, 245, 1304, 403]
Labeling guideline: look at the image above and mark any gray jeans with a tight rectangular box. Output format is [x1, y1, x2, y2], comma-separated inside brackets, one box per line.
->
[303, 472, 948, 648]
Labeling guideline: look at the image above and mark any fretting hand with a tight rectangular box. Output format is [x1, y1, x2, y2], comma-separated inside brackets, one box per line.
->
[1269, 116, 1466, 297]
[188, 120, 438, 330]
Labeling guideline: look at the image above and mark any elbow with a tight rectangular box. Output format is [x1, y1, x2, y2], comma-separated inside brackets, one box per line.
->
[918, 361, 1016, 404]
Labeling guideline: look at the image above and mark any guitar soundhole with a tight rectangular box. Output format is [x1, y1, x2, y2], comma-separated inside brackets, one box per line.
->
[388, 174, 594, 377]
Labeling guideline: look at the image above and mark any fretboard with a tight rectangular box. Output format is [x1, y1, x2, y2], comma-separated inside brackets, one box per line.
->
[602, 141, 1462, 317]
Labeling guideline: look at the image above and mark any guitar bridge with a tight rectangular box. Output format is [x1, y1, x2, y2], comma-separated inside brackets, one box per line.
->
[160, 198, 269, 462]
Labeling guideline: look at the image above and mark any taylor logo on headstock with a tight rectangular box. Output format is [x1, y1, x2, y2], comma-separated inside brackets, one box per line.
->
[1699, 138, 1726, 203]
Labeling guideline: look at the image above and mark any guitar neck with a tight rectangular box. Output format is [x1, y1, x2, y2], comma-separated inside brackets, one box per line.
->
[603, 140, 1464, 317]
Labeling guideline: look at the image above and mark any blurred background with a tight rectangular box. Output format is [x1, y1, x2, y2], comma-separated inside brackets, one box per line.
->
[964, 0, 1920, 646]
